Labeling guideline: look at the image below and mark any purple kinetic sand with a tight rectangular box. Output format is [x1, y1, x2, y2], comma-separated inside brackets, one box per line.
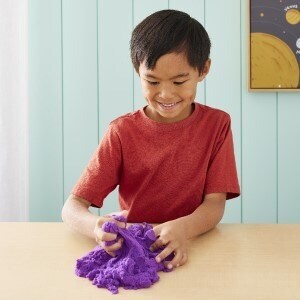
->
[75, 215, 173, 294]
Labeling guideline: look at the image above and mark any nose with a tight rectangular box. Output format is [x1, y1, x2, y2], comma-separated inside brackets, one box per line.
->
[158, 84, 174, 100]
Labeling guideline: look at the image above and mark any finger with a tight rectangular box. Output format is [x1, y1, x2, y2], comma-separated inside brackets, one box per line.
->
[97, 213, 127, 230]
[151, 224, 162, 238]
[178, 252, 188, 266]
[118, 210, 129, 218]
[104, 211, 128, 229]
[167, 250, 183, 269]
[105, 238, 124, 252]
[113, 219, 127, 229]
[114, 210, 129, 228]
[104, 239, 118, 247]
[106, 250, 116, 257]
[106, 210, 129, 218]
[150, 237, 167, 252]
[101, 218, 123, 232]
[155, 245, 174, 265]
[96, 230, 117, 243]
[96, 216, 111, 227]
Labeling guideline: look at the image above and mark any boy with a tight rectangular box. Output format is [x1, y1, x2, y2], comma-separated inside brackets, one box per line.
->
[62, 9, 240, 270]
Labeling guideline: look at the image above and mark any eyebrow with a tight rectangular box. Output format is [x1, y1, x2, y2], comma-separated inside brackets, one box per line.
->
[144, 72, 190, 80]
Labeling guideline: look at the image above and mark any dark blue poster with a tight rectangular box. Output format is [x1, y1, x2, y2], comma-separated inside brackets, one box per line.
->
[250, 0, 300, 90]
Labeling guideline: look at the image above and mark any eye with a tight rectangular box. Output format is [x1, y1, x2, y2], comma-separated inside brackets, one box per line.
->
[174, 80, 187, 85]
[147, 80, 159, 85]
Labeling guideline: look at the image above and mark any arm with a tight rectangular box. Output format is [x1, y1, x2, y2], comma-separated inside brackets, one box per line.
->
[61, 194, 99, 240]
[151, 193, 226, 268]
[61, 194, 128, 256]
[182, 192, 226, 239]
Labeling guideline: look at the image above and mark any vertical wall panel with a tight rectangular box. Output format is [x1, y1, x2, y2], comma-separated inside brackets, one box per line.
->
[278, 93, 300, 223]
[169, 0, 205, 105]
[206, 0, 242, 223]
[98, 0, 133, 215]
[29, 0, 63, 221]
[29, 0, 300, 223]
[133, 0, 168, 110]
[62, 0, 99, 216]
[241, 0, 277, 223]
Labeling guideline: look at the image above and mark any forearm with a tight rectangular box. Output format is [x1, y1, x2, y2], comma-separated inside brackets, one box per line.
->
[61, 197, 99, 240]
[180, 199, 225, 239]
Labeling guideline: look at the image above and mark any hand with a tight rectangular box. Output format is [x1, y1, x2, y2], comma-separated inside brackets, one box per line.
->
[93, 210, 128, 257]
[150, 219, 188, 269]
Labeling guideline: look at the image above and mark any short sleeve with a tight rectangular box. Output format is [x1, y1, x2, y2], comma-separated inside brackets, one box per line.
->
[204, 115, 240, 200]
[71, 125, 122, 208]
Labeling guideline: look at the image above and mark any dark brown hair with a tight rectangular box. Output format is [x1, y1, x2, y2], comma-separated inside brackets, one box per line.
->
[130, 9, 211, 75]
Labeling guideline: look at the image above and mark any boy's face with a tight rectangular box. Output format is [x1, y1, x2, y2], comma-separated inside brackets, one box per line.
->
[138, 52, 211, 123]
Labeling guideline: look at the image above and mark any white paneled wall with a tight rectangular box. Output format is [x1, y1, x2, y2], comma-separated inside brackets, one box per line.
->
[29, 0, 300, 223]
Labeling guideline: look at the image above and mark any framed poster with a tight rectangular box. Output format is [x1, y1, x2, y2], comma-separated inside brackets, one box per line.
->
[249, 0, 300, 91]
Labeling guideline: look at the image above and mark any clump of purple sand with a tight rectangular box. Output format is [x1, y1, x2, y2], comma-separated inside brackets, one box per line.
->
[75, 215, 173, 294]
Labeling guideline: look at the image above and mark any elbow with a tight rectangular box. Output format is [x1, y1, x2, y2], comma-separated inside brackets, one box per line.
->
[209, 207, 225, 229]
[215, 208, 225, 226]
[61, 208, 65, 223]
[214, 199, 226, 225]
[61, 195, 75, 223]
[209, 214, 223, 233]
[61, 205, 66, 223]
[61, 200, 69, 223]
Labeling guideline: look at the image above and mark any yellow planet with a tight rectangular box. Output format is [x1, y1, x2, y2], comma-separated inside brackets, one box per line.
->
[250, 32, 299, 89]
[286, 9, 300, 25]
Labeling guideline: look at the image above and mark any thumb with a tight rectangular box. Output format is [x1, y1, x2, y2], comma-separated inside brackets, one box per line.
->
[112, 210, 128, 229]
[119, 210, 129, 218]
[152, 224, 162, 238]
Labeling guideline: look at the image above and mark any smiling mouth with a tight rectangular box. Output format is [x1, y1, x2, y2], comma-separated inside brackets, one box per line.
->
[158, 101, 181, 108]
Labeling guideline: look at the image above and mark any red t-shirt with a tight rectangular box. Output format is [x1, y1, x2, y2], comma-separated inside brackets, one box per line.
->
[71, 102, 240, 223]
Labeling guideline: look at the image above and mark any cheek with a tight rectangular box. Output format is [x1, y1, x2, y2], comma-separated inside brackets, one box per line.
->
[180, 88, 195, 100]
[141, 85, 155, 98]
[143, 89, 152, 98]
[181, 84, 197, 99]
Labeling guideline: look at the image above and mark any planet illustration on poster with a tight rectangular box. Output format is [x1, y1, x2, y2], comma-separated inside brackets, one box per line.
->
[250, 0, 300, 89]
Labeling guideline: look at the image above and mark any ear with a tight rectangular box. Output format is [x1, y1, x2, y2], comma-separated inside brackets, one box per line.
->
[198, 58, 211, 82]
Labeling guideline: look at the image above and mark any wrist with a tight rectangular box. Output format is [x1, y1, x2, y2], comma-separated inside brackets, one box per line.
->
[180, 214, 196, 240]
[181, 209, 218, 240]
[171, 216, 192, 239]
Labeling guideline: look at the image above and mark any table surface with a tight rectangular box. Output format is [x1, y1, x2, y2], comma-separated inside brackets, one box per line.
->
[1, 223, 300, 300]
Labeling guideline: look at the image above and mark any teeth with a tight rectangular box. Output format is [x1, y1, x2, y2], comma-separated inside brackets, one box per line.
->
[160, 102, 176, 107]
